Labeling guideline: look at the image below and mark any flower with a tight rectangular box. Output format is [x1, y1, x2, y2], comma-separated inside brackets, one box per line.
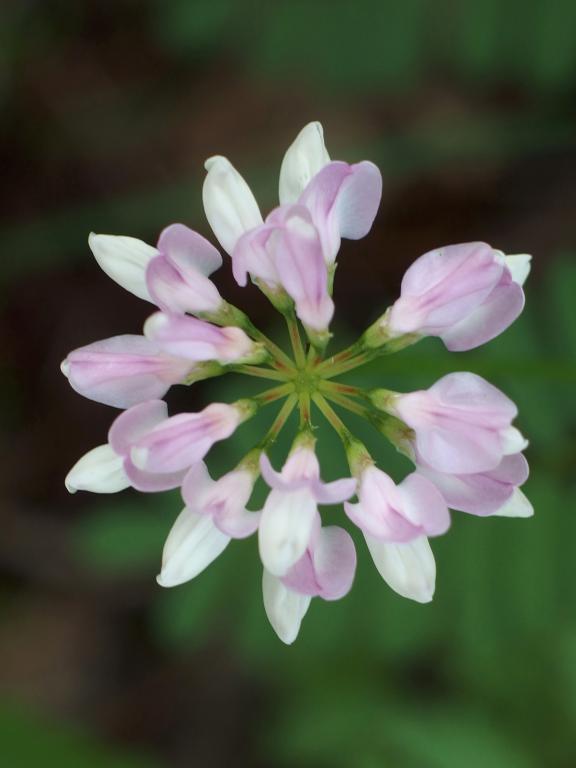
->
[380, 372, 528, 474]
[61, 334, 195, 409]
[383, 242, 531, 351]
[63, 121, 534, 643]
[258, 440, 356, 577]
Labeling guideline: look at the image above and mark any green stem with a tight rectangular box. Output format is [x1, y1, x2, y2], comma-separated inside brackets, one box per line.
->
[320, 389, 372, 419]
[259, 394, 298, 448]
[285, 311, 306, 369]
[322, 350, 375, 379]
[312, 393, 353, 444]
[320, 380, 365, 399]
[252, 383, 294, 406]
[231, 365, 289, 382]
[316, 340, 363, 374]
[299, 390, 312, 429]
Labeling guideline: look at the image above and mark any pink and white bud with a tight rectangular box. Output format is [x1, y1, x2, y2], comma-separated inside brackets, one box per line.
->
[298, 159, 383, 263]
[65, 444, 130, 494]
[262, 569, 312, 645]
[182, 462, 260, 538]
[388, 243, 530, 351]
[418, 452, 530, 517]
[202, 156, 263, 255]
[61, 334, 194, 409]
[258, 446, 356, 577]
[143, 312, 258, 364]
[391, 372, 527, 474]
[88, 233, 158, 301]
[365, 534, 436, 603]
[146, 224, 224, 315]
[129, 402, 245, 475]
[279, 121, 331, 205]
[345, 467, 450, 542]
[157, 509, 230, 588]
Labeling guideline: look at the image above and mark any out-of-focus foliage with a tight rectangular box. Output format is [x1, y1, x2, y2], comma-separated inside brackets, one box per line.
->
[74, 259, 576, 767]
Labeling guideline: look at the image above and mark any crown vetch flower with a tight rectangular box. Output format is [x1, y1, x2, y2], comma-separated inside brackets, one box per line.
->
[376, 372, 528, 475]
[63, 121, 534, 643]
[61, 334, 195, 409]
[380, 242, 531, 351]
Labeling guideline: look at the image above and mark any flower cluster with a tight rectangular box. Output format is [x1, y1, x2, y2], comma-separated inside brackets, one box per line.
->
[63, 122, 533, 644]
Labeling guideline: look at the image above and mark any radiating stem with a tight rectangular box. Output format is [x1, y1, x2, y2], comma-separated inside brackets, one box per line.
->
[260, 394, 298, 448]
[320, 388, 372, 419]
[252, 383, 294, 406]
[320, 380, 365, 399]
[312, 393, 353, 444]
[321, 350, 375, 379]
[231, 365, 289, 381]
[285, 311, 306, 369]
[299, 390, 312, 429]
[245, 324, 296, 372]
[316, 341, 363, 374]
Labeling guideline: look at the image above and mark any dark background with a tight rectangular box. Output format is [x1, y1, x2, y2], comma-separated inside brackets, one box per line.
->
[1, 1, 576, 766]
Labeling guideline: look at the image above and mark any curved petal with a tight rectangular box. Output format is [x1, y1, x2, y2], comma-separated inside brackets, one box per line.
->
[282, 525, 356, 600]
[491, 488, 534, 518]
[88, 233, 158, 301]
[62, 334, 191, 409]
[231, 224, 279, 287]
[124, 459, 188, 492]
[157, 224, 222, 276]
[398, 473, 451, 537]
[279, 121, 330, 205]
[365, 534, 436, 603]
[504, 253, 532, 286]
[313, 477, 357, 504]
[146, 254, 223, 315]
[299, 161, 382, 262]
[108, 400, 169, 457]
[202, 156, 263, 255]
[65, 444, 129, 494]
[157, 509, 230, 587]
[441, 276, 525, 352]
[262, 569, 311, 645]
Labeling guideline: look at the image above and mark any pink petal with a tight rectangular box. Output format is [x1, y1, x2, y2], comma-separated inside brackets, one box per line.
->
[272, 206, 334, 331]
[231, 224, 280, 287]
[157, 224, 222, 276]
[108, 400, 169, 457]
[130, 403, 240, 474]
[62, 335, 192, 409]
[282, 526, 357, 600]
[146, 254, 223, 315]
[312, 477, 357, 504]
[397, 473, 451, 537]
[299, 160, 382, 262]
[419, 453, 529, 516]
[124, 459, 187, 492]
[441, 273, 525, 351]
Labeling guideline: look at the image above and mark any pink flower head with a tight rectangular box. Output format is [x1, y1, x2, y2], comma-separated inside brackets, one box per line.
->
[144, 311, 259, 364]
[258, 445, 356, 577]
[61, 334, 194, 409]
[146, 224, 224, 315]
[128, 401, 244, 475]
[345, 467, 450, 542]
[392, 372, 528, 474]
[181, 462, 260, 538]
[388, 243, 531, 351]
[418, 453, 532, 517]
[263, 523, 357, 644]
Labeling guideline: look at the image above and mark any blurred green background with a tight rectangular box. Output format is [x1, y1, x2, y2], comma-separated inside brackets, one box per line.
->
[1, 1, 576, 765]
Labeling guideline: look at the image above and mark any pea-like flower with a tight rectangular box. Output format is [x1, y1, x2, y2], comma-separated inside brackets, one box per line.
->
[62, 121, 533, 643]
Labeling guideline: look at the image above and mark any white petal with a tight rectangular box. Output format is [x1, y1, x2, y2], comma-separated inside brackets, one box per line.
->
[88, 233, 158, 301]
[505, 254, 532, 287]
[65, 444, 129, 494]
[501, 426, 529, 455]
[278, 121, 330, 205]
[365, 534, 436, 603]
[258, 489, 317, 577]
[202, 156, 263, 255]
[157, 509, 230, 587]
[262, 569, 311, 644]
[492, 488, 534, 518]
